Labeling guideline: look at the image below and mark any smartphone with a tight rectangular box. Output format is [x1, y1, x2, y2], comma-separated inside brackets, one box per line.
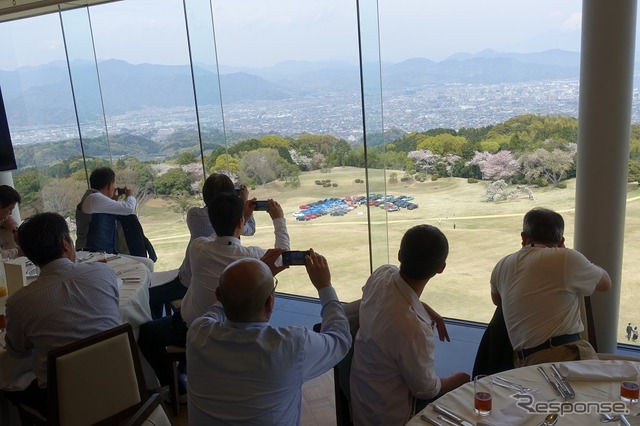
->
[117, 187, 126, 196]
[254, 200, 269, 211]
[282, 250, 310, 266]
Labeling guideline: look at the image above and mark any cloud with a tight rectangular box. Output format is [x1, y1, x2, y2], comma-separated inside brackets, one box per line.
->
[561, 12, 582, 31]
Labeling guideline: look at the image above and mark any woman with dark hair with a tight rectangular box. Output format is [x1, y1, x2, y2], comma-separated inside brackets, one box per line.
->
[0, 185, 21, 259]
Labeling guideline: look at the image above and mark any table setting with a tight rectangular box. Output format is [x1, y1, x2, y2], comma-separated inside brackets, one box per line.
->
[409, 360, 640, 426]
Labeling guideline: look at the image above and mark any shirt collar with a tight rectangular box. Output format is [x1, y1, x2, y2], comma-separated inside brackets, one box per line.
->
[214, 236, 241, 246]
[224, 319, 269, 329]
[392, 271, 431, 324]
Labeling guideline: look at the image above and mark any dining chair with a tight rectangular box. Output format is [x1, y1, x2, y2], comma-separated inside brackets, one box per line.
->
[125, 393, 171, 426]
[313, 300, 360, 426]
[18, 323, 151, 426]
[165, 345, 187, 417]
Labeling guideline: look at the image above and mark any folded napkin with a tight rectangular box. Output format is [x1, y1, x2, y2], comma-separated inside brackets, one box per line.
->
[557, 360, 639, 381]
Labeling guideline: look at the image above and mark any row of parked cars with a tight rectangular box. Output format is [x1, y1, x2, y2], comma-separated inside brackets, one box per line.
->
[292, 194, 419, 221]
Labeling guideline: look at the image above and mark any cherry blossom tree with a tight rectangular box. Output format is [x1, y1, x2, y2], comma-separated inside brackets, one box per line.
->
[467, 150, 519, 181]
[408, 149, 440, 174]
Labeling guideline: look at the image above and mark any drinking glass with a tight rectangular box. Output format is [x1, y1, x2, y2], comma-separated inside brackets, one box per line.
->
[474, 375, 492, 416]
[620, 381, 639, 403]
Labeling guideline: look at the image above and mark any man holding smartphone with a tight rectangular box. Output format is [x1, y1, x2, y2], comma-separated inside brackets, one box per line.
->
[187, 251, 350, 424]
[138, 192, 289, 402]
[75, 167, 139, 254]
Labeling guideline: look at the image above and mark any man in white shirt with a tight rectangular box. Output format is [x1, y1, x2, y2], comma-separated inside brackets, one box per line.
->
[4, 212, 120, 416]
[180, 192, 289, 325]
[75, 166, 136, 252]
[491, 208, 612, 367]
[138, 192, 288, 401]
[187, 251, 351, 425]
[148, 173, 255, 319]
[350, 225, 469, 425]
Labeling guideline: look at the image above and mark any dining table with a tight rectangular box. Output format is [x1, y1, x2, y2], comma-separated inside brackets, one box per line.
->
[0, 252, 155, 426]
[408, 359, 640, 426]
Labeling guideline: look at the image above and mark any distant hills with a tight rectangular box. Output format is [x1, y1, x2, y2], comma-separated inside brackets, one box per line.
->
[0, 49, 583, 128]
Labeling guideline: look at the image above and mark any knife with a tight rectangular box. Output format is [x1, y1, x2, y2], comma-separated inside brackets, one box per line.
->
[420, 415, 445, 426]
[550, 363, 575, 399]
[620, 414, 632, 426]
[432, 404, 474, 426]
[537, 366, 563, 398]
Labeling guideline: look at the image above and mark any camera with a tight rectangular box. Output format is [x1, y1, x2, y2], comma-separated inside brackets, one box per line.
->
[282, 250, 310, 266]
[116, 187, 126, 196]
[254, 200, 269, 211]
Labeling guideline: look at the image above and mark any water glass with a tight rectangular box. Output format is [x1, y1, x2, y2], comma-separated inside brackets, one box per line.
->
[474, 375, 492, 416]
[621, 381, 639, 403]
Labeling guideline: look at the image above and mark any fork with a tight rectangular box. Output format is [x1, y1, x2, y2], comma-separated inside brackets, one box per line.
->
[494, 376, 534, 392]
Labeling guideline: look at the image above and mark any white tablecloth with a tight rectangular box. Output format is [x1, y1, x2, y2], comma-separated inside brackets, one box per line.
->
[0, 252, 152, 391]
[408, 360, 640, 426]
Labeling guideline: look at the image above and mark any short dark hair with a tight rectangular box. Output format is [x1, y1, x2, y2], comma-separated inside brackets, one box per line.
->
[522, 208, 564, 244]
[0, 185, 20, 208]
[18, 212, 71, 267]
[399, 225, 449, 280]
[202, 173, 235, 206]
[208, 192, 244, 237]
[89, 167, 116, 190]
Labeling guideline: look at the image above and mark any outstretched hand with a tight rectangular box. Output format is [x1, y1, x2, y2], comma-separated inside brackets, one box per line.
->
[305, 249, 331, 290]
[260, 248, 288, 276]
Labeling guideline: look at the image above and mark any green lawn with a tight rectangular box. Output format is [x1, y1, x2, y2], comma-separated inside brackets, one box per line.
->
[138, 167, 640, 342]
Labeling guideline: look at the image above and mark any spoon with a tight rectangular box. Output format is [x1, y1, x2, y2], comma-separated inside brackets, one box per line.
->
[538, 413, 558, 426]
[601, 414, 631, 426]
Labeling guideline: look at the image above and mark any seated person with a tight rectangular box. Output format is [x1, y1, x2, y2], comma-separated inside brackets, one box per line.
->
[491, 208, 612, 367]
[75, 166, 136, 253]
[187, 252, 351, 424]
[138, 192, 288, 401]
[0, 185, 21, 259]
[3, 212, 121, 415]
[148, 173, 255, 319]
[350, 225, 469, 425]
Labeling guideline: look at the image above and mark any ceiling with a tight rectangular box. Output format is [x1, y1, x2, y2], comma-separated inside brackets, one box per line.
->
[0, 0, 120, 23]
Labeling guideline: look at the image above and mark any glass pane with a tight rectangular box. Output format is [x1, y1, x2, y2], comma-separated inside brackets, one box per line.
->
[89, 0, 197, 272]
[60, 6, 110, 166]
[209, 0, 364, 301]
[358, 0, 390, 270]
[183, 0, 224, 174]
[0, 14, 84, 220]
[376, 0, 582, 323]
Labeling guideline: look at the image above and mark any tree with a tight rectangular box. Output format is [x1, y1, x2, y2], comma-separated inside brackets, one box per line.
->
[329, 139, 353, 166]
[467, 150, 519, 181]
[176, 151, 197, 165]
[239, 148, 282, 186]
[155, 168, 193, 195]
[210, 154, 240, 176]
[520, 147, 575, 187]
[40, 177, 85, 217]
[170, 190, 197, 221]
[408, 150, 440, 174]
[483, 179, 521, 203]
[416, 133, 467, 156]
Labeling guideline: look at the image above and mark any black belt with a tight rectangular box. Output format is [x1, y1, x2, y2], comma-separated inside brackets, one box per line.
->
[516, 333, 581, 360]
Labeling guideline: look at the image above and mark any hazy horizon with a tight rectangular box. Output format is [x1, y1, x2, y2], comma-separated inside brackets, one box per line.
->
[0, 0, 595, 71]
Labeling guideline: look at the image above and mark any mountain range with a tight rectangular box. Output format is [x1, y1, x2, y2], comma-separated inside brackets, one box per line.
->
[0, 49, 584, 128]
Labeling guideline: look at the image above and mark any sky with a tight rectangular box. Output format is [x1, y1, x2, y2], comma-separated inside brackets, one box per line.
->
[0, 0, 598, 71]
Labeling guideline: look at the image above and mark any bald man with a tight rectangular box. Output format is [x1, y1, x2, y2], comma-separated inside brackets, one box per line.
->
[186, 250, 351, 425]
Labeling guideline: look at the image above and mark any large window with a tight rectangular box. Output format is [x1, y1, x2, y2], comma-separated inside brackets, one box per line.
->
[1, 0, 639, 343]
